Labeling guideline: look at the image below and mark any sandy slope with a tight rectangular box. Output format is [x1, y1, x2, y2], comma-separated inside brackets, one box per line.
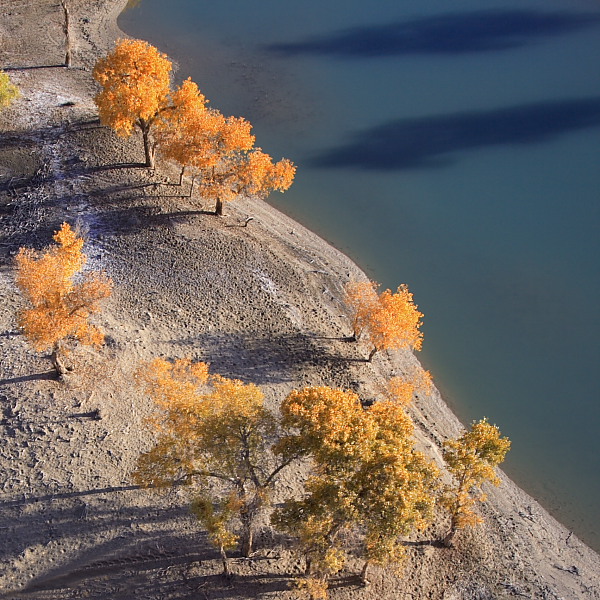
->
[0, 1, 598, 598]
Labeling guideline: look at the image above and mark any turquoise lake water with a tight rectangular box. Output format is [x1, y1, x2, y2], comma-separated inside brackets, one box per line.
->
[119, 0, 600, 551]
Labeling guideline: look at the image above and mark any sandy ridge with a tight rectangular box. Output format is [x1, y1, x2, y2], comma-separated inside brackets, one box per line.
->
[0, 1, 599, 598]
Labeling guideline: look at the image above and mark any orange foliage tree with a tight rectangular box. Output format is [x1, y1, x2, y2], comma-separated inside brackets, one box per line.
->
[440, 418, 511, 547]
[198, 146, 295, 217]
[133, 358, 299, 574]
[15, 223, 112, 377]
[93, 39, 173, 168]
[94, 40, 296, 212]
[384, 365, 433, 406]
[273, 386, 439, 596]
[156, 78, 295, 216]
[345, 281, 424, 362]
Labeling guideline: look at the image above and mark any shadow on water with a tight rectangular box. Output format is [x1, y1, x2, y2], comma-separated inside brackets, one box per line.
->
[311, 97, 600, 171]
[265, 10, 600, 58]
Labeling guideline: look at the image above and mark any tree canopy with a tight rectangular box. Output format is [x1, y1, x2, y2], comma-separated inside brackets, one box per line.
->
[273, 385, 439, 595]
[440, 418, 511, 546]
[133, 358, 297, 568]
[15, 223, 112, 376]
[346, 281, 424, 361]
[93, 39, 173, 167]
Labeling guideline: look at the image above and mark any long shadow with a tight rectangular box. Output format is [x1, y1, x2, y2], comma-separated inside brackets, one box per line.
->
[172, 331, 362, 385]
[1, 485, 142, 508]
[93, 205, 211, 237]
[311, 96, 600, 171]
[1, 493, 293, 599]
[3, 64, 66, 71]
[0, 371, 56, 385]
[265, 9, 600, 58]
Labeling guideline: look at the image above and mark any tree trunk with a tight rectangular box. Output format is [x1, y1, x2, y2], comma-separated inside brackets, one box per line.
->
[238, 501, 254, 557]
[51, 342, 69, 377]
[188, 175, 197, 198]
[239, 528, 254, 558]
[366, 346, 378, 362]
[139, 121, 154, 168]
[60, 1, 72, 67]
[178, 165, 186, 186]
[360, 560, 370, 586]
[305, 556, 312, 576]
[215, 197, 224, 216]
[219, 544, 231, 578]
[443, 522, 458, 548]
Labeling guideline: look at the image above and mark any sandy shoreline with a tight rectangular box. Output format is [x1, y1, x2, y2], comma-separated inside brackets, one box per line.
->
[0, 1, 599, 598]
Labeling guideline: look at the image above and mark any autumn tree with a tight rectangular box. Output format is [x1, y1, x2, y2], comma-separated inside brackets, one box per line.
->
[0, 70, 19, 110]
[345, 281, 424, 362]
[440, 418, 511, 547]
[383, 365, 433, 407]
[156, 83, 296, 215]
[197, 146, 295, 217]
[273, 386, 439, 596]
[15, 223, 112, 377]
[93, 39, 172, 168]
[133, 358, 298, 573]
[154, 78, 253, 186]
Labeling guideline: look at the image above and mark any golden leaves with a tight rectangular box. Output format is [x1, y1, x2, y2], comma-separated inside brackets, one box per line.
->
[275, 385, 439, 592]
[93, 39, 172, 136]
[441, 419, 511, 541]
[345, 281, 423, 360]
[15, 223, 112, 354]
[93, 39, 295, 207]
[0, 69, 19, 110]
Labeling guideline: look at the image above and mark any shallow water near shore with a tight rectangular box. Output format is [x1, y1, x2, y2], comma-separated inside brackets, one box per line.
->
[119, 0, 600, 551]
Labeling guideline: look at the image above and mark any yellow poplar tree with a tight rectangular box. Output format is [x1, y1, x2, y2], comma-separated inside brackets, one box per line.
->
[440, 418, 511, 547]
[15, 223, 112, 377]
[133, 358, 298, 572]
[273, 386, 439, 596]
[154, 78, 295, 215]
[155, 78, 255, 188]
[93, 39, 173, 168]
[0, 70, 19, 110]
[344, 280, 378, 341]
[345, 281, 423, 362]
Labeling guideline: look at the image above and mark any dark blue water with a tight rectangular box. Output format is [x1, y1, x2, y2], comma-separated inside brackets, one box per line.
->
[119, 0, 600, 551]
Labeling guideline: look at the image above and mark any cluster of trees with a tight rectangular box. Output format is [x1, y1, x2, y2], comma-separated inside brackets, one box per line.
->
[13, 225, 510, 598]
[93, 39, 295, 215]
[9, 36, 512, 599]
[133, 357, 510, 598]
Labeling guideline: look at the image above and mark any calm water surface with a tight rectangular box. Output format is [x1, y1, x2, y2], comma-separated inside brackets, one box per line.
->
[119, 0, 600, 551]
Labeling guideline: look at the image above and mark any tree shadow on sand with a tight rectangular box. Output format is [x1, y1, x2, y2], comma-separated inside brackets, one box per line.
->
[170, 331, 364, 385]
[1, 494, 293, 599]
